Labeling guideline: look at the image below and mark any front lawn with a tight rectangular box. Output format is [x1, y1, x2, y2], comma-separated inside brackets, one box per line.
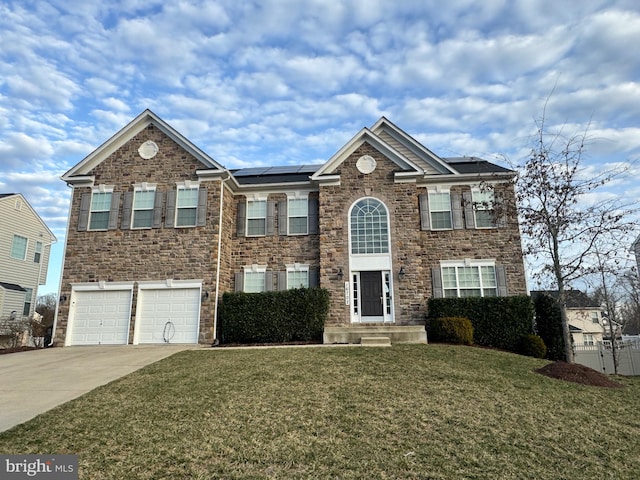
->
[1, 345, 638, 479]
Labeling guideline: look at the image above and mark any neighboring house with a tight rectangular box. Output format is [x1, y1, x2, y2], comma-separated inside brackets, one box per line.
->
[531, 290, 605, 346]
[54, 110, 527, 346]
[0, 194, 57, 321]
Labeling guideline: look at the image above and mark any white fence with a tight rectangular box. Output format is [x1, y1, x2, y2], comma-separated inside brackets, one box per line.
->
[574, 341, 640, 376]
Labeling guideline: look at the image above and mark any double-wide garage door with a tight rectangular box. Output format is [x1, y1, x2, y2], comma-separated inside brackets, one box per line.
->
[68, 285, 200, 345]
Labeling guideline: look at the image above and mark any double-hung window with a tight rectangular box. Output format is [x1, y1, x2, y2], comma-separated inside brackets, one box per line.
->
[429, 191, 452, 229]
[11, 235, 28, 260]
[89, 191, 113, 230]
[34, 241, 42, 263]
[287, 264, 309, 289]
[288, 197, 308, 235]
[132, 188, 156, 229]
[472, 189, 495, 228]
[176, 187, 199, 227]
[243, 266, 267, 293]
[22, 288, 33, 316]
[247, 199, 267, 236]
[590, 311, 600, 324]
[441, 262, 497, 298]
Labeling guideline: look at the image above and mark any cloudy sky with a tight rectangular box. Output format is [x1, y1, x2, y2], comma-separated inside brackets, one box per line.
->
[1, 0, 639, 296]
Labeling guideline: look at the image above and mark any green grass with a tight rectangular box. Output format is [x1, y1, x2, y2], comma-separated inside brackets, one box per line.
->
[1, 345, 639, 479]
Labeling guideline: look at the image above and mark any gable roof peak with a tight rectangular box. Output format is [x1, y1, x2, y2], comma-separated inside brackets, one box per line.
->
[61, 109, 225, 184]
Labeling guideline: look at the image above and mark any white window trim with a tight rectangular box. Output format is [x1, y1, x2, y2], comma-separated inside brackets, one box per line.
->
[89, 185, 114, 231]
[471, 188, 495, 229]
[246, 196, 268, 237]
[286, 193, 309, 236]
[427, 187, 453, 231]
[175, 181, 200, 228]
[440, 259, 497, 298]
[132, 183, 157, 229]
[286, 263, 310, 289]
[11, 235, 28, 260]
[243, 264, 267, 292]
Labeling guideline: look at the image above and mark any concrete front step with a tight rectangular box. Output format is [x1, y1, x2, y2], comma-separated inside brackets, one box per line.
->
[360, 336, 391, 347]
[323, 325, 427, 344]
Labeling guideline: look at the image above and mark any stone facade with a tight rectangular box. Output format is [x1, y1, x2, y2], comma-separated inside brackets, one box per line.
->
[56, 110, 528, 346]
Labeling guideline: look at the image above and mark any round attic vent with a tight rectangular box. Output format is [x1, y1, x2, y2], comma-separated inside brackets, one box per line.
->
[138, 140, 159, 159]
[356, 155, 376, 174]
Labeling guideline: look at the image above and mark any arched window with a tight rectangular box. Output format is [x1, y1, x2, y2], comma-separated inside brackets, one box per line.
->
[350, 198, 389, 254]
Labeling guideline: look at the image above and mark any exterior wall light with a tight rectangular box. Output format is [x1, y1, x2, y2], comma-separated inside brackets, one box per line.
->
[337, 268, 344, 280]
[399, 266, 406, 280]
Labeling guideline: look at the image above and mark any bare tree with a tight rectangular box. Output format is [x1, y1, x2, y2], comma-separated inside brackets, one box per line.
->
[35, 293, 57, 328]
[512, 102, 637, 363]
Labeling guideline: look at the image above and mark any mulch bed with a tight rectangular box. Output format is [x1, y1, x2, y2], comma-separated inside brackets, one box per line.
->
[536, 361, 625, 388]
[0, 346, 42, 355]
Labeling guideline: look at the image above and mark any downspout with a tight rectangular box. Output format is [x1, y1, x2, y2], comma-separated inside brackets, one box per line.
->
[49, 184, 74, 347]
[212, 173, 230, 345]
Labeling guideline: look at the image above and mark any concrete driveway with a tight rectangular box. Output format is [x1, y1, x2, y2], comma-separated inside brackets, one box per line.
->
[0, 345, 194, 432]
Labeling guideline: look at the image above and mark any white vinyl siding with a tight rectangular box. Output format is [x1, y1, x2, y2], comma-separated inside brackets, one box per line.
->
[247, 199, 267, 236]
[11, 235, 28, 260]
[176, 187, 199, 227]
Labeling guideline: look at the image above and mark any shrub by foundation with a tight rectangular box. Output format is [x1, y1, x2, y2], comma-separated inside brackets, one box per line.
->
[218, 288, 330, 344]
[428, 316, 473, 345]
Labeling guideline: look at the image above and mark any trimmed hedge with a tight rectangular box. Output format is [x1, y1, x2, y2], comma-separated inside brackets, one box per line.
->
[427, 296, 534, 352]
[533, 293, 566, 361]
[218, 288, 330, 344]
[428, 316, 473, 345]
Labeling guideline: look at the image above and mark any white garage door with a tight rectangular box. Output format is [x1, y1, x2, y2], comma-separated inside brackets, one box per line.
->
[136, 288, 200, 344]
[69, 290, 132, 345]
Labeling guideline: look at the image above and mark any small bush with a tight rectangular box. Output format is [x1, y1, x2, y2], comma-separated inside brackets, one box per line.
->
[428, 316, 473, 345]
[518, 334, 547, 359]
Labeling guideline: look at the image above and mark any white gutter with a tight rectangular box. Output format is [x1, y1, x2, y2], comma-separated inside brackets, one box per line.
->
[212, 173, 230, 345]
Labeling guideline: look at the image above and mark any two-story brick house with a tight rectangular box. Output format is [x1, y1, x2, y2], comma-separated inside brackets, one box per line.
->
[54, 110, 527, 346]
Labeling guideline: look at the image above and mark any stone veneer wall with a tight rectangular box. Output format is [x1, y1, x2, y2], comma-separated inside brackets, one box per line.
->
[56, 125, 222, 344]
[229, 193, 321, 289]
[319, 143, 527, 327]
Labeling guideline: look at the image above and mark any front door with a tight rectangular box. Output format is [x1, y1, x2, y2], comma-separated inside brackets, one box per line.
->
[361, 271, 383, 318]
